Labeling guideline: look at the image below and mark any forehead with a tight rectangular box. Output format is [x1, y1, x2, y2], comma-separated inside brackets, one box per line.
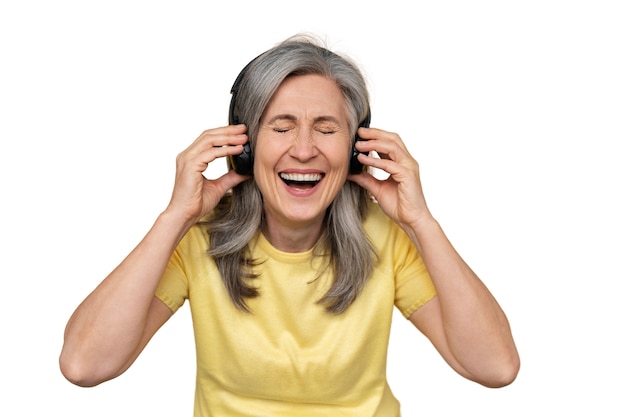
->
[264, 74, 347, 120]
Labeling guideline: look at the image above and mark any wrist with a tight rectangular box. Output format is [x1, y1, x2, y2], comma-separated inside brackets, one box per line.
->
[156, 208, 199, 241]
[400, 213, 441, 254]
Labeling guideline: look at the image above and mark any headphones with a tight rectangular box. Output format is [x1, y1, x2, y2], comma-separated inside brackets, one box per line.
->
[228, 53, 371, 176]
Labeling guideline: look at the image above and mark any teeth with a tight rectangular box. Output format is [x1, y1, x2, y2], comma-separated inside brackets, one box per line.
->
[280, 172, 322, 182]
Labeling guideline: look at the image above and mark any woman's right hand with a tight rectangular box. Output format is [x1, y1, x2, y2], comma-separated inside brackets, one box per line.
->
[166, 124, 250, 223]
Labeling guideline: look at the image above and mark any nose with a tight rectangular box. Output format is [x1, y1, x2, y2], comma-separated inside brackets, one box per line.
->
[288, 127, 319, 162]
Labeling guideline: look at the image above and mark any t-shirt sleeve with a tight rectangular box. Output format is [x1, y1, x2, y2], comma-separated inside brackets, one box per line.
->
[155, 233, 191, 313]
[392, 226, 437, 319]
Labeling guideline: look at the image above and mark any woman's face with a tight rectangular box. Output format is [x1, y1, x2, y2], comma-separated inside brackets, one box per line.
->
[254, 74, 352, 234]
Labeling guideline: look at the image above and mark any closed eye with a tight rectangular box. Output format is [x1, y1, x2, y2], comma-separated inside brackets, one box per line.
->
[315, 120, 340, 135]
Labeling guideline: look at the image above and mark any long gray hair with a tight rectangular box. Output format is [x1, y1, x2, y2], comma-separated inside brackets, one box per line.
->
[204, 35, 377, 314]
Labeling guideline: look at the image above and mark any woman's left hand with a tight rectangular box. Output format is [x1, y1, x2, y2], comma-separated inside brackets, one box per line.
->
[348, 127, 432, 230]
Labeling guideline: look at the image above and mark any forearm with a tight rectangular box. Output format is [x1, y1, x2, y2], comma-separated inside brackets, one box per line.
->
[60, 210, 191, 384]
[404, 217, 520, 386]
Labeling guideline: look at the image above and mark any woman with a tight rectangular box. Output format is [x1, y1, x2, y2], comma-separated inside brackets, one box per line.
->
[60, 35, 520, 416]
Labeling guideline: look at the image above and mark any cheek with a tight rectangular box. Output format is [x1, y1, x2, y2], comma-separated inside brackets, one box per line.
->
[253, 137, 278, 168]
[252, 142, 283, 189]
[324, 141, 352, 168]
[252, 152, 274, 181]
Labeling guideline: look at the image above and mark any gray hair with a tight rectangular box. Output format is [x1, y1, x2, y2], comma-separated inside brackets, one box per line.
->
[204, 35, 377, 314]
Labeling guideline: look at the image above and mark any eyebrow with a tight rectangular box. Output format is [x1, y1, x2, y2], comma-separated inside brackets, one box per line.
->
[266, 114, 342, 125]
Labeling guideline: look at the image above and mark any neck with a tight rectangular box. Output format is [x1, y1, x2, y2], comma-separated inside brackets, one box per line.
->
[262, 217, 324, 253]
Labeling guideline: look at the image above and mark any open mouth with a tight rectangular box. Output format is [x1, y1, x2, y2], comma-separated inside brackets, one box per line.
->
[279, 172, 324, 189]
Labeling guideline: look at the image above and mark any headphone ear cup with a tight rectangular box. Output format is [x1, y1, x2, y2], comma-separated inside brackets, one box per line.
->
[349, 137, 365, 175]
[227, 111, 253, 175]
[349, 109, 371, 174]
[229, 141, 253, 175]
[228, 58, 257, 176]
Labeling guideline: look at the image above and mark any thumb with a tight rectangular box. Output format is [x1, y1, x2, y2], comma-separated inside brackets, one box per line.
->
[348, 172, 379, 197]
[215, 170, 250, 193]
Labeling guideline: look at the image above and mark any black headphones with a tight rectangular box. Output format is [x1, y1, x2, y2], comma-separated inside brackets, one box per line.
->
[228, 53, 370, 176]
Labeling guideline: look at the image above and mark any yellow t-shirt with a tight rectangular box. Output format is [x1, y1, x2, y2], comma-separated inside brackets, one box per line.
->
[156, 202, 436, 417]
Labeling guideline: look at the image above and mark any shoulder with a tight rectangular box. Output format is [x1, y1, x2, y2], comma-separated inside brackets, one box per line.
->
[363, 201, 421, 262]
[174, 221, 210, 257]
[363, 200, 390, 226]
[363, 201, 400, 240]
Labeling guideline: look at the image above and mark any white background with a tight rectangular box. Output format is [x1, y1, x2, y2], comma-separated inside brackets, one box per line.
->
[1, 1, 624, 415]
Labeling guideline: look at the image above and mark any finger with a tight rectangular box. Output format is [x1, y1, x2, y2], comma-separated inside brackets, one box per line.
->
[355, 139, 414, 169]
[199, 123, 247, 138]
[214, 169, 250, 192]
[180, 138, 247, 171]
[198, 132, 248, 150]
[179, 144, 246, 176]
[188, 124, 249, 151]
[348, 170, 380, 195]
[201, 170, 251, 213]
[356, 134, 408, 158]
[357, 153, 402, 177]
[202, 143, 246, 163]
[358, 126, 410, 147]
